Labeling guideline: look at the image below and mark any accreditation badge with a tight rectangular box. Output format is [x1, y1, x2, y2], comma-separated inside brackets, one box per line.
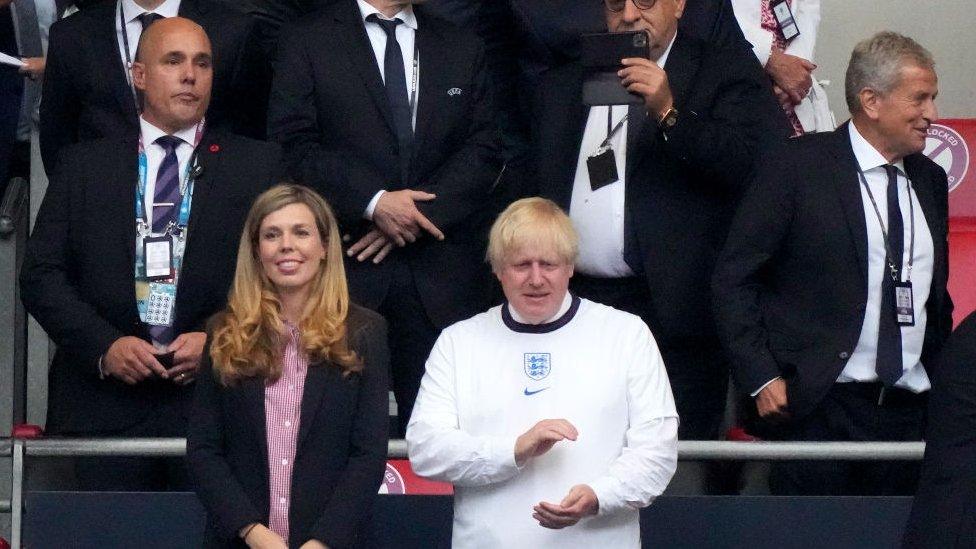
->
[894, 281, 915, 327]
[145, 282, 176, 327]
[143, 234, 174, 281]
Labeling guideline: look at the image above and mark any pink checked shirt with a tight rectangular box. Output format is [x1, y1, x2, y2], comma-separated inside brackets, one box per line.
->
[265, 323, 308, 542]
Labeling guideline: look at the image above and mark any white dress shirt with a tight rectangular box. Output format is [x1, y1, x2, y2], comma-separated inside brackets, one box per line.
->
[569, 37, 674, 277]
[837, 121, 934, 392]
[116, 0, 181, 87]
[138, 117, 197, 229]
[356, 0, 420, 219]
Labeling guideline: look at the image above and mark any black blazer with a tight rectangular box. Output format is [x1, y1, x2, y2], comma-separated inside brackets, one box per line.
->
[529, 32, 789, 347]
[187, 305, 390, 549]
[39, 0, 266, 173]
[20, 129, 280, 434]
[268, 0, 503, 328]
[904, 312, 976, 549]
[712, 122, 953, 419]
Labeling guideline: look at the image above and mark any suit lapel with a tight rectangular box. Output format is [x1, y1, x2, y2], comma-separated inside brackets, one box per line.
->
[173, 129, 222, 327]
[93, 7, 138, 123]
[904, 154, 941, 243]
[541, 65, 588, 210]
[626, 33, 701, 180]
[242, 377, 269, 464]
[176, 0, 206, 19]
[830, 123, 870, 281]
[335, 3, 398, 136]
[410, 11, 442, 174]
[296, 363, 338, 453]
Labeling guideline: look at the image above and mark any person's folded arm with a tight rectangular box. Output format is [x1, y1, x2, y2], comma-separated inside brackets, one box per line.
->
[185, 346, 264, 541]
[310, 317, 391, 549]
[588, 324, 678, 516]
[406, 331, 522, 487]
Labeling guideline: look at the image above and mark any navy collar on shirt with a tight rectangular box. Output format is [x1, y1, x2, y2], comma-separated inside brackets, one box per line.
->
[502, 295, 581, 334]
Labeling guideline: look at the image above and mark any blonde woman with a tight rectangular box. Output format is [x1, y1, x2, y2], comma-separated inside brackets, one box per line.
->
[188, 184, 389, 549]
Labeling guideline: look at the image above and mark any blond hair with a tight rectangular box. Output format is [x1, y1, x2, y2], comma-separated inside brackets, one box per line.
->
[209, 184, 360, 385]
[486, 197, 578, 271]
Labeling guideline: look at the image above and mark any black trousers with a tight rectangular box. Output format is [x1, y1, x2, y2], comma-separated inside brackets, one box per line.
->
[73, 392, 190, 491]
[570, 274, 729, 440]
[378, 261, 441, 437]
[768, 382, 927, 496]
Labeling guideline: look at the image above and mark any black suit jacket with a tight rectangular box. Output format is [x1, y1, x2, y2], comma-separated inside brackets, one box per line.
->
[20, 129, 280, 434]
[904, 312, 976, 549]
[268, 0, 503, 328]
[187, 305, 389, 549]
[529, 32, 788, 348]
[39, 0, 266, 173]
[712, 122, 953, 419]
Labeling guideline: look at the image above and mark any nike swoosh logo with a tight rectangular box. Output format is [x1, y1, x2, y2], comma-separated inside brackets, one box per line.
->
[523, 387, 550, 396]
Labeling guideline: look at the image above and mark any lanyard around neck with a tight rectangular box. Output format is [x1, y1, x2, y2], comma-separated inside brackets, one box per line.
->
[135, 122, 204, 231]
[857, 167, 916, 282]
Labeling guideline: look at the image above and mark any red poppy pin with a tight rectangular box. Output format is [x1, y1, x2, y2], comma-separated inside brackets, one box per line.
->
[209, 144, 220, 153]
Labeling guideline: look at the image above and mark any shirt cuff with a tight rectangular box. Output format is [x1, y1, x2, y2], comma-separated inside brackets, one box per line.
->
[364, 190, 385, 220]
[588, 476, 624, 517]
[495, 434, 522, 475]
[751, 376, 782, 397]
[98, 355, 107, 379]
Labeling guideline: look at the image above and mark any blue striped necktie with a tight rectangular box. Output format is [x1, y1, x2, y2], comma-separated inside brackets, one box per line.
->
[152, 135, 183, 234]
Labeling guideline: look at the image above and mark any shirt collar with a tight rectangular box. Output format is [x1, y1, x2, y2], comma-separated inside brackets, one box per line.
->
[848, 120, 906, 175]
[139, 116, 197, 148]
[503, 293, 581, 334]
[121, 0, 181, 24]
[357, 0, 418, 30]
[657, 31, 677, 69]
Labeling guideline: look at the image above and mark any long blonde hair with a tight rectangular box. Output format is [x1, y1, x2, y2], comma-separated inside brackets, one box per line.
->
[209, 184, 361, 385]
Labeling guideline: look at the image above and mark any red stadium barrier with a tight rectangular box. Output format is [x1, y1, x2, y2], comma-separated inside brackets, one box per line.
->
[11, 424, 43, 439]
[382, 460, 453, 495]
[930, 119, 976, 325]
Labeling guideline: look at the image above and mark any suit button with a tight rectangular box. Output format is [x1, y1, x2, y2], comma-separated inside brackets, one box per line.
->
[838, 351, 850, 359]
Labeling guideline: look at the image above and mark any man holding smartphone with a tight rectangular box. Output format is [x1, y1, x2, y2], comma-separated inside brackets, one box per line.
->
[526, 0, 789, 447]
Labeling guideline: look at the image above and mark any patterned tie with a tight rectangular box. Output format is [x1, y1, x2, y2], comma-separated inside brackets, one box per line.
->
[367, 14, 413, 183]
[152, 135, 183, 234]
[876, 165, 904, 386]
[759, 0, 804, 136]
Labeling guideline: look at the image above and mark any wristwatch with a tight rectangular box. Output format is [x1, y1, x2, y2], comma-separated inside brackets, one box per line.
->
[658, 106, 679, 130]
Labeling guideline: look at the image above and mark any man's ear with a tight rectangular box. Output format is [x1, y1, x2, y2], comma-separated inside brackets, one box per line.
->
[131, 62, 147, 92]
[859, 88, 883, 121]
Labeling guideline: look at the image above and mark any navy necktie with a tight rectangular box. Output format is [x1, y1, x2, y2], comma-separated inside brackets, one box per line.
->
[876, 164, 904, 386]
[152, 135, 183, 234]
[137, 12, 163, 30]
[367, 14, 413, 182]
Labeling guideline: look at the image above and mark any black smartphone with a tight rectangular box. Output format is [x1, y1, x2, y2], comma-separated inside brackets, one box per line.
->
[580, 31, 651, 106]
[155, 351, 175, 370]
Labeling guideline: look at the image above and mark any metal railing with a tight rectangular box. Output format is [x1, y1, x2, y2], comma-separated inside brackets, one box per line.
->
[0, 436, 928, 547]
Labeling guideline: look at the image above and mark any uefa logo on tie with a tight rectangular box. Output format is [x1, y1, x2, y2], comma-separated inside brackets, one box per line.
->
[524, 353, 551, 380]
[925, 124, 969, 192]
